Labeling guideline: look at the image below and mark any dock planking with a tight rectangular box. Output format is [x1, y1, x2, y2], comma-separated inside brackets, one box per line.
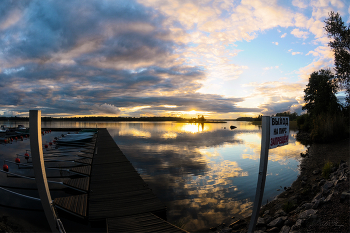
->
[53, 128, 188, 232]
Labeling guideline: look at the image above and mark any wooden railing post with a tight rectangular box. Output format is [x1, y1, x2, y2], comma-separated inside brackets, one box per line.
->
[29, 110, 60, 233]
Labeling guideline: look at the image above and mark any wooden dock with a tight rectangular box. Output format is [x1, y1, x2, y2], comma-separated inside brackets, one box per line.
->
[53, 128, 188, 232]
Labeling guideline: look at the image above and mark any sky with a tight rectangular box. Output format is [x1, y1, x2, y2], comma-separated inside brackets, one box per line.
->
[0, 0, 349, 119]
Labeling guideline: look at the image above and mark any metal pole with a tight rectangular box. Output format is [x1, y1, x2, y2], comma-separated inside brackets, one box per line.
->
[248, 116, 270, 232]
[29, 110, 59, 232]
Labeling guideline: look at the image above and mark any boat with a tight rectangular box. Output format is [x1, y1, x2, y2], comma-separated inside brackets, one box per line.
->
[17, 125, 26, 130]
[230, 125, 237, 129]
[0, 125, 9, 133]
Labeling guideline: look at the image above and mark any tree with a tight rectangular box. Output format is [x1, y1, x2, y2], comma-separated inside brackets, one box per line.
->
[324, 12, 350, 104]
[302, 69, 339, 117]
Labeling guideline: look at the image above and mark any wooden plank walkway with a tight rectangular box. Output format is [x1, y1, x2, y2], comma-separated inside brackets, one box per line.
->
[89, 129, 167, 220]
[53, 128, 188, 232]
[107, 213, 187, 233]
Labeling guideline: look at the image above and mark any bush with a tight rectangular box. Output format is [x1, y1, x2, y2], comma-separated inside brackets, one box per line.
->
[297, 114, 312, 132]
[322, 161, 333, 179]
[282, 201, 296, 213]
[310, 113, 349, 142]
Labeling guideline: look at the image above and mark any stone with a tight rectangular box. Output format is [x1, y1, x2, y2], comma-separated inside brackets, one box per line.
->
[318, 179, 325, 187]
[290, 219, 304, 231]
[312, 169, 320, 175]
[322, 181, 333, 192]
[256, 217, 265, 227]
[301, 202, 312, 210]
[312, 192, 322, 203]
[266, 227, 279, 232]
[267, 217, 285, 228]
[264, 215, 273, 225]
[340, 190, 350, 202]
[274, 209, 287, 218]
[301, 181, 306, 186]
[324, 190, 334, 202]
[311, 198, 322, 209]
[298, 209, 317, 219]
[302, 176, 307, 181]
[279, 225, 291, 233]
[284, 218, 293, 226]
[264, 210, 270, 215]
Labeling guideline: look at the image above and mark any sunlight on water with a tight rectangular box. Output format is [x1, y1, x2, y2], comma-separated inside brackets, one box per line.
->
[0, 120, 307, 232]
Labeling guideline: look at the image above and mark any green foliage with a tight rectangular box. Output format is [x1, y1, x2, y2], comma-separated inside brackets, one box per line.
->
[324, 12, 350, 90]
[303, 69, 340, 118]
[275, 111, 298, 121]
[310, 112, 349, 142]
[322, 161, 334, 179]
[297, 113, 312, 132]
[282, 201, 296, 213]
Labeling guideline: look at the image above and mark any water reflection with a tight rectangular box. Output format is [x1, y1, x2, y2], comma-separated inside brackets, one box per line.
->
[106, 121, 306, 231]
[0, 121, 306, 232]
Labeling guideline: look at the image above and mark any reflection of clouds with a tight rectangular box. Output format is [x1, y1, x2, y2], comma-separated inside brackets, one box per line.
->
[107, 122, 305, 231]
[118, 128, 151, 138]
[161, 132, 177, 139]
[238, 130, 306, 165]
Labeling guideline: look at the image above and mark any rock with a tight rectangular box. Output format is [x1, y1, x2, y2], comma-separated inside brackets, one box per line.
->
[301, 181, 306, 186]
[290, 219, 304, 231]
[302, 176, 308, 181]
[284, 218, 293, 226]
[322, 181, 333, 192]
[312, 169, 320, 175]
[324, 190, 334, 202]
[274, 209, 287, 218]
[264, 215, 273, 225]
[267, 217, 285, 228]
[311, 192, 322, 203]
[298, 209, 317, 219]
[279, 225, 291, 233]
[340, 190, 350, 202]
[311, 198, 322, 209]
[331, 166, 337, 172]
[256, 217, 265, 227]
[318, 179, 325, 187]
[266, 226, 279, 232]
[264, 210, 270, 215]
[301, 202, 312, 210]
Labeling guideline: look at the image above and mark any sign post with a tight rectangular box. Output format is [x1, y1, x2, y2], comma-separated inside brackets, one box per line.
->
[248, 116, 289, 232]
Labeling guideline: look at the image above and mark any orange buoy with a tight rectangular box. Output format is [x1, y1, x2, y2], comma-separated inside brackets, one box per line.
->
[15, 137, 17, 140]
[25, 152, 30, 159]
[3, 139, 7, 143]
[15, 158, 20, 163]
[11, 138, 13, 141]
[3, 164, 9, 172]
[25, 134, 28, 138]
[44, 144, 48, 148]
[49, 142, 52, 146]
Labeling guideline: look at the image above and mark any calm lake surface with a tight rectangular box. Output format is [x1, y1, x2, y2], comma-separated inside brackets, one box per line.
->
[0, 121, 306, 232]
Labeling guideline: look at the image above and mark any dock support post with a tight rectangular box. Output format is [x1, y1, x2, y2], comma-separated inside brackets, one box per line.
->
[29, 110, 60, 233]
[248, 116, 270, 233]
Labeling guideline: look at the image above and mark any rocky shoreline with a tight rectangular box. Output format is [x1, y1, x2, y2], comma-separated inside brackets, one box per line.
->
[207, 138, 349, 233]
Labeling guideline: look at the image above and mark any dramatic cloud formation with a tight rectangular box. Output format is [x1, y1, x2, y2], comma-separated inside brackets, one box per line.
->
[0, 0, 349, 118]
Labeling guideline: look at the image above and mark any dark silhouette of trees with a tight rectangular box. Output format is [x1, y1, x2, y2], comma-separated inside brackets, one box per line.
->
[302, 69, 340, 117]
[324, 11, 350, 105]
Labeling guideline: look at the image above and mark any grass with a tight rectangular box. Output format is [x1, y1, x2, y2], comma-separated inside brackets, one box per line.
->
[322, 161, 333, 179]
[282, 201, 296, 213]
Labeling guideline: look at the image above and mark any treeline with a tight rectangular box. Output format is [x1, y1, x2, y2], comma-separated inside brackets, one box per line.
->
[236, 112, 298, 122]
[0, 116, 186, 122]
[297, 12, 349, 143]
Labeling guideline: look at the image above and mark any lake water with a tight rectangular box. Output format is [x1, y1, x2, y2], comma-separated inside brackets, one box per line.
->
[0, 121, 306, 232]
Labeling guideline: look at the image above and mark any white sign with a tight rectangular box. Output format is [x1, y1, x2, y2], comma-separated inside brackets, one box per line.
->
[269, 117, 289, 149]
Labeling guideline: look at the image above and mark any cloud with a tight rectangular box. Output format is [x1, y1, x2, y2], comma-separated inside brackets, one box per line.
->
[281, 33, 287, 38]
[272, 42, 279, 45]
[291, 28, 309, 39]
[292, 0, 308, 9]
[292, 51, 303, 55]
